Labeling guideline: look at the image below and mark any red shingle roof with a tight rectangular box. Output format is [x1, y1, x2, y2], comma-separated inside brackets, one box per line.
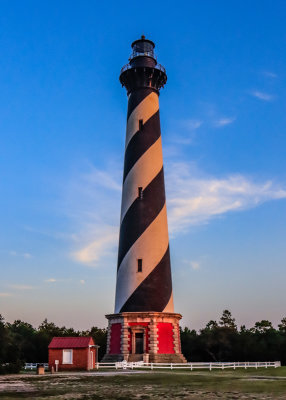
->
[48, 337, 94, 349]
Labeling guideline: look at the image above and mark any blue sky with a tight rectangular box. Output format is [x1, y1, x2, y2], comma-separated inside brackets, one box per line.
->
[1, 0, 286, 330]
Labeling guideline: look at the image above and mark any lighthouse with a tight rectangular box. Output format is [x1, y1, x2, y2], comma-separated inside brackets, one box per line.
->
[102, 37, 186, 363]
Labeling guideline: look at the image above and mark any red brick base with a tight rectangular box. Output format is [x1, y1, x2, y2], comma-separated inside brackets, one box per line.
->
[102, 312, 186, 363]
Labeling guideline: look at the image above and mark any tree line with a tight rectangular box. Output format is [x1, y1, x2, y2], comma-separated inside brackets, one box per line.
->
[181, 310, 286, 365]
[0, 315, 107, 373]
[0, 310, 285, 373]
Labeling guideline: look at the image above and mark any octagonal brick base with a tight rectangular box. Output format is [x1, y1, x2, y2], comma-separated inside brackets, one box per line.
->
[101, 312, 186, 363]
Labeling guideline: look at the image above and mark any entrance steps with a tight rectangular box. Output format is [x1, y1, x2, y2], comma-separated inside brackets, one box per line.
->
[149, 353, 187, 363]
[128, 354, 143, 362]
[101, 353, 187, 363]
[100, 354, 124, 363]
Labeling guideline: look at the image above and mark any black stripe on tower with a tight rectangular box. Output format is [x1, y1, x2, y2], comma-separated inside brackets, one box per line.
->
[120, 246, 172, 312]
[117, 167, 165, 269]
[127, 87, 155, 120]
[123, 110, 161, 182]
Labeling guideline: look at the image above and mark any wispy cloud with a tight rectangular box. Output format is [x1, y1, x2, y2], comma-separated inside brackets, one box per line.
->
[168, 119, 203, 145]
[72, 227, 118, 267]
[0, 292, 13, 297]
[8, 284, 34, 290]
[166, 162, 286, 234]
[189, 261, 200, 270]
[61, 166, 121, 267]
[9, 251, 32, 259]
[250, 90, 274, 101]
[262, 71, 277, 79]
[45, 278, 84, 284]
[61, 161, 286, 266]
[170, 136, 195, 145]
[23, 253, 32, 259]
[183, 119, 203, 130]
[214, 117, 236, 127]
[62, 163, 121, 226]
[82, 166, 121, 192]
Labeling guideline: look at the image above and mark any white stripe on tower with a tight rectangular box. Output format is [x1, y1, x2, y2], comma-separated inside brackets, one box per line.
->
[120, 137, 163, 222]
[116, 205, 169, 311]
[125, 92, 159, 149]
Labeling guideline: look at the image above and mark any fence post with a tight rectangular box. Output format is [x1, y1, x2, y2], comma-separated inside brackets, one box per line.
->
[190, 363, 193, 371]
[171, 363, 173, 370]
[209, 363, 212, 371]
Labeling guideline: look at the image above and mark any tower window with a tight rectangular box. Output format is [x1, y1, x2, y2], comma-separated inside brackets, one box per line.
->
[139, 119, 143, 130]
[137, 259, 142, 272]
[138, 187, 143, 199]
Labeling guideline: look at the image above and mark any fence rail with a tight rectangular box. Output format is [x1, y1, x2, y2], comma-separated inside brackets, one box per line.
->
[24, 361, 281, 371]
[95, 361, 281, 370]
[24, 363, 49, 370]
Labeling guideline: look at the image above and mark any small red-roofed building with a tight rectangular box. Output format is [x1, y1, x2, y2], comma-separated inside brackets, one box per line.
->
[48, 337, 98, 371]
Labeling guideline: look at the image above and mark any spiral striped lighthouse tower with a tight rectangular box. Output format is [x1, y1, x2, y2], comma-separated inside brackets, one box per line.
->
[102, 36, 186, 363]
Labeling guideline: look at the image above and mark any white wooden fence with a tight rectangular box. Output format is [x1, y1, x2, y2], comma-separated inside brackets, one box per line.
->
[24, 361, 281, 371]
[24, 363, 49, 370]
[95, 361, 281, 370]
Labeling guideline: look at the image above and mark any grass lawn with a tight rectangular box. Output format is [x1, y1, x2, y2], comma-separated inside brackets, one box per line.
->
[0, 367, 286, 399]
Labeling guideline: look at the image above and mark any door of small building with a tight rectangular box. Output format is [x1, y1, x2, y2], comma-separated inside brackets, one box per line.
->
[135, 333, 144, 354]
[90, 350, 93, 369]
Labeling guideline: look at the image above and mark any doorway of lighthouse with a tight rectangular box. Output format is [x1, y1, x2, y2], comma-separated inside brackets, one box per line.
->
[135, 333, 144, 354]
